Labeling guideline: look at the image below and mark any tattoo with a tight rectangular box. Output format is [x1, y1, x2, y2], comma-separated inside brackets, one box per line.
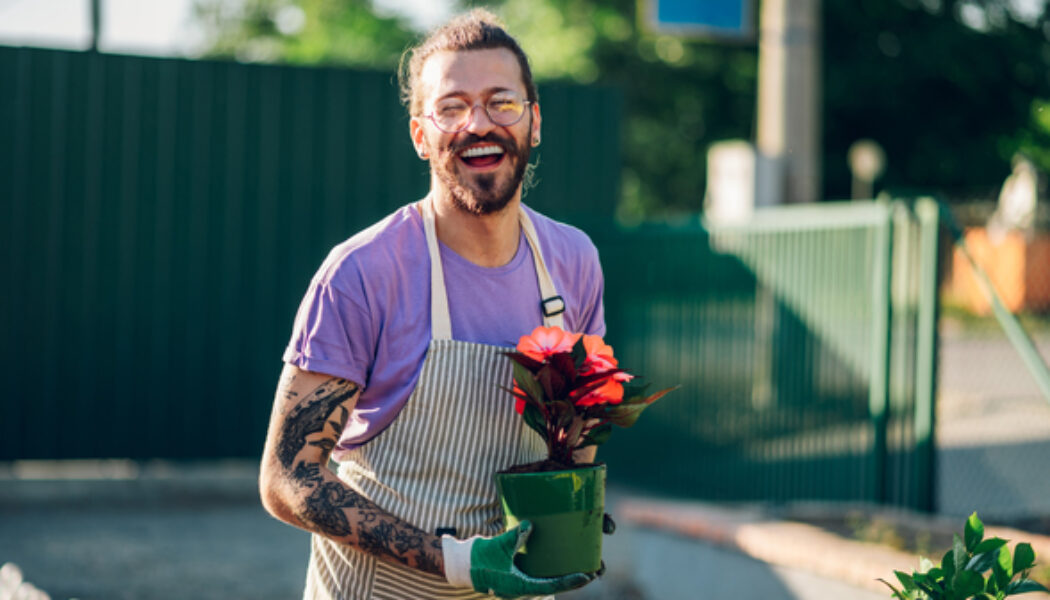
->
[359, 520, 397, 557]
[301, 481, 364, 537]
[416, 547, 441, 575]
[276, 378, 358, 469]
[276, 378, 442, 576]
[292, 462, 323, 486]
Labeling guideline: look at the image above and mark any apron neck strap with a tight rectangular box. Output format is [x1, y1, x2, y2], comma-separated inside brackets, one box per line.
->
[419, 196, 565, 341]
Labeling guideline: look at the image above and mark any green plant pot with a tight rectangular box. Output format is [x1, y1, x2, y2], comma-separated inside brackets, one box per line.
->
[494, 463, 606, 577]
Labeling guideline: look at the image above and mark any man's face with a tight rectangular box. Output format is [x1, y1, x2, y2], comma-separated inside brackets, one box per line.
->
[411, 48, 541, 216]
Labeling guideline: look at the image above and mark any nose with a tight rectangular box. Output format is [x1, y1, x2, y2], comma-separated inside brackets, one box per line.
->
[462, 103, 496, 135]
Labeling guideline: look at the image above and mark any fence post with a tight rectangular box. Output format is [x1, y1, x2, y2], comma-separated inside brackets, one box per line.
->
[913, 197, 940, 512]
[869, 200, 894, 504]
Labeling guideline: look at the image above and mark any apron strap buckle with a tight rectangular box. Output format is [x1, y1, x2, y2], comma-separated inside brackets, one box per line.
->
[541, 295, 565, 317]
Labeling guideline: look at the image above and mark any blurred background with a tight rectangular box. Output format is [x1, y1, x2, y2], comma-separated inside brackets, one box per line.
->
[2, 0, 1050, 598]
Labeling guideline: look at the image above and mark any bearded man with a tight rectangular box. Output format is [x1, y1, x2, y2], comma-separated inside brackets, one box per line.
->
[259, 9, 607, 599]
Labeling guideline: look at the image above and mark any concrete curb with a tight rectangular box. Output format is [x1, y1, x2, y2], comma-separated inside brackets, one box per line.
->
[617, 496, 1050, 596]
[0, 459, 260, 509]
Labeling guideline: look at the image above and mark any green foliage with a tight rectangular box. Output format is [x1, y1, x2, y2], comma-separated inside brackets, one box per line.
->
[880, 512, 1050, 600]
[192, 0, 1050, 215]
[823, 0, 1050, 199]
[468, 0, 756, 219]
[191, 0, 416, 69]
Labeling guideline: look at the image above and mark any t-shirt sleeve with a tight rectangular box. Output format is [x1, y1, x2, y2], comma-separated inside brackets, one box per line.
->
[282, 264, 375, 387]
[575, 241, 607, 338]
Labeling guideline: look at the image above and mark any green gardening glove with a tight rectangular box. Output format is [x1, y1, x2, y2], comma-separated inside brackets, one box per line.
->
[442, 520, 596, 599]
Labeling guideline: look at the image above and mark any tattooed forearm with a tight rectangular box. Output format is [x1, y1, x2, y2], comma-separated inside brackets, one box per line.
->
[272, 375, 442, 576]
[276, 379, 358, 469]
[300, 481, 364, 537]
[293, 474, 445, 576]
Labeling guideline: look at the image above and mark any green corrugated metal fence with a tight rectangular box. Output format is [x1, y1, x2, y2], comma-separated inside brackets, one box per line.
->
[0, 46, 620, 460]
[592, 199, 940, 511]
[1, 46, 938, 511]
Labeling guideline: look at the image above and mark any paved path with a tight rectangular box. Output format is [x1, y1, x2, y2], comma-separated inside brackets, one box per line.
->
[0, 463, 893, 600]
[937, 328, 1050, 520]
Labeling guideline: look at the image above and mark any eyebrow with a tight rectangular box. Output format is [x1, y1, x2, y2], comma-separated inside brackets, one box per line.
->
[435, 87, 517, 102]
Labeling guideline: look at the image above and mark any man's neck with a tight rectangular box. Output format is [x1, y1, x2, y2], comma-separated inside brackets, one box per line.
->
[430, 189, 522, 268]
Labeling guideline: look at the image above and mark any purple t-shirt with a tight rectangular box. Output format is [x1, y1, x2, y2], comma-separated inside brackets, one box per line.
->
[283, 202, 606, 457]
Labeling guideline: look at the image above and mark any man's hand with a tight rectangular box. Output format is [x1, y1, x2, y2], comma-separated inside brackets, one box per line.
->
[442, 521, 596, 598]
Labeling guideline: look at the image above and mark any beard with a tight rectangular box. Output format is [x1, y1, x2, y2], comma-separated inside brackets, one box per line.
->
[432, 129, 532, 216]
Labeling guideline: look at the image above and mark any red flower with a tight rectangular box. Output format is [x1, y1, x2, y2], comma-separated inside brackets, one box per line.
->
[575, 377, 625, 407]
[503, 324, 676, 467]
[516, 326, 580, 362]
[580, 334, 617, 375]
[513, 383, 526, 415]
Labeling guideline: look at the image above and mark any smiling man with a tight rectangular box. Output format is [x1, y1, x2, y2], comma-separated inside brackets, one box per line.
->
[259, 9, 607, 600]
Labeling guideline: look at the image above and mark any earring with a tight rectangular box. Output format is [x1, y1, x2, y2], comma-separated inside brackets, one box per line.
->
[531, 135, 541, 147]
[419, 146, 429, 159]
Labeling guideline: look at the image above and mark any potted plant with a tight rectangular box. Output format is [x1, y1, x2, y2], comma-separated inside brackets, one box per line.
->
[496, 325, 677, 577]
[881, 512, 1050, 599]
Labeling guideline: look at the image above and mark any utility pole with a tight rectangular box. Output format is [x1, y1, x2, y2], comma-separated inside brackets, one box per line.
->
[90, 0, 101, 52]
[756, 0, 821, 204]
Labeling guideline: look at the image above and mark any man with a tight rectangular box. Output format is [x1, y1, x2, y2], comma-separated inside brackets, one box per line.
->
[260, 9, 606, 599]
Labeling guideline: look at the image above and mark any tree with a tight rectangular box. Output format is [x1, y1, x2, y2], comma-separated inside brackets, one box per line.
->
[192, 0, 1050, 215]
[191, 0, 417, 69]
[467, 0, 757, 219]
[823, 0, 1050, 200]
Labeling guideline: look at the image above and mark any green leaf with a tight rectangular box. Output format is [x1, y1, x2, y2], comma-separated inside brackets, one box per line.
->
[512, 361, 545, 402]
[943, 544, 958, 582]
[605, 403, 649, 428]
[521, 403, 547, 441]
[571, 337, 587, 369]
[975, 538, 1009, 555]
[953, 534, 968, 576]
[955, 570, 985, 597]
[1005, 579, 1050, 595]
[895, 570, 919, 591]
[916, 577, 943, 598]
[621, 384, 679, 406]
[880, 578, 913, 600]
[1013, 543, 1036, 573]
[967, 550, 1000, 573]
[993, 546, 1014, 590]
[877, 580, 911, 596]
[579, 424, 613, 448]
[966, 512, 985, 553]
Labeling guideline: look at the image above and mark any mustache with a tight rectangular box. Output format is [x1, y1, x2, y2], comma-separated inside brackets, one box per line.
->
[448, 132, 516, 154]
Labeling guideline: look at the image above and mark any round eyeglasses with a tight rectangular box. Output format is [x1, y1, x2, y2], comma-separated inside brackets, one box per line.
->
[425, 92, 531, 133]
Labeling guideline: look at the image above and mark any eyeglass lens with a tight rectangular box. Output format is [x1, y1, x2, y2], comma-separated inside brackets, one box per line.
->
[432, 93, 526, 132]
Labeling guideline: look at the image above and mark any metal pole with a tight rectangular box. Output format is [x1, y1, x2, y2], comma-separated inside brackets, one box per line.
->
[756, 0, 822, 204]
[90, 0, 101, 52]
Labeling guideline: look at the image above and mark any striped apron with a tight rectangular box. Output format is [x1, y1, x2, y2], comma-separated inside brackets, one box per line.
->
[303, 199, 563, 600]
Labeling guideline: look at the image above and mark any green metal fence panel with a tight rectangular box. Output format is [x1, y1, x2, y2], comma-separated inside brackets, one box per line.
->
[591, 200, 939, 511]
[1, 46, 937, 510]
[0, 46, 621, 460]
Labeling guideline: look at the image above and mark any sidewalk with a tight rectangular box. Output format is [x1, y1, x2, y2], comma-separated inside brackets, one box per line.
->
[0, 460, 927, 600]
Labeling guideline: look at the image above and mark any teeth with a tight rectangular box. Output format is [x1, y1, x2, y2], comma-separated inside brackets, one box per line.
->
[460, 145, 504, 158]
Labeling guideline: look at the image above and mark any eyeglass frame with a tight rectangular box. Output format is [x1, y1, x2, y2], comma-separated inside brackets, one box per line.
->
[422, 94, 534, 134]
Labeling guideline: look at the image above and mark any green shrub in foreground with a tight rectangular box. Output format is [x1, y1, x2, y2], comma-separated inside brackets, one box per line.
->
[882, 513, 1049, 600]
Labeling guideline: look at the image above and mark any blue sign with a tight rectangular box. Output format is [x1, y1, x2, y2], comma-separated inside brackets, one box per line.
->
[646, 0, 753, 39]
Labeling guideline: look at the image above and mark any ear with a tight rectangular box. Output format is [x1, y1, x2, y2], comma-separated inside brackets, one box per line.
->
[529, 102, 542, 147]
[410, 117, 429, 160]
